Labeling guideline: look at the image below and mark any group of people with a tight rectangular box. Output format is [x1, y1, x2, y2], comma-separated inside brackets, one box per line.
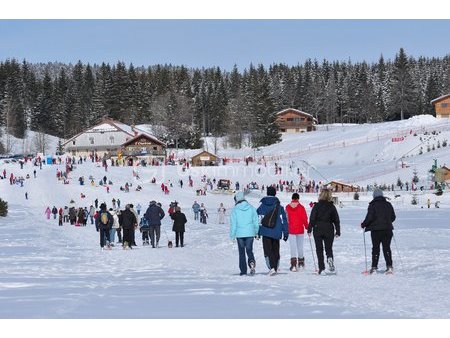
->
[230, 186, 396, 276]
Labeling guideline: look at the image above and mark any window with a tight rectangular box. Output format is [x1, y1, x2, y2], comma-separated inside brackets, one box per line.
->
[153, 146, 158, 150]
[110, 136, 114, 144]
[442, 103, 449, 108]
[89, 137, 94, 145]
[287, 118, 293, 122]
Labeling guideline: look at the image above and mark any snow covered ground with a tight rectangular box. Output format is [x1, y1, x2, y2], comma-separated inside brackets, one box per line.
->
[1, 115, 450, 321]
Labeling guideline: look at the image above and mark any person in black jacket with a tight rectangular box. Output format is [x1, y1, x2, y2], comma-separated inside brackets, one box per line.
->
[144, 201, 165, 248]
[308, 189, 340, 274]
[121, 204, 138, 249]
[361, 188, 396, 274]
[95, 203, 114, 249]
[171, 206, 187, 247]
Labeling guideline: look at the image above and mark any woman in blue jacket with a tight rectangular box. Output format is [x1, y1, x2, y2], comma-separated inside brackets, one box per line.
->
[230, 192, 259, 276]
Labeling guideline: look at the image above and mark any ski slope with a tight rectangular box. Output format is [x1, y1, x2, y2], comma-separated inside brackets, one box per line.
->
[1, 115, 450, 319]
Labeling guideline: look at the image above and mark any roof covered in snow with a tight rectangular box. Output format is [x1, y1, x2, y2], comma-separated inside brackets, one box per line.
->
[431, 94, 450, 104]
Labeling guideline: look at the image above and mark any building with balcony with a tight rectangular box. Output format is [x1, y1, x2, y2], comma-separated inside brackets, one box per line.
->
[431, 94, 450, 118]
[275, 108, 316, 133]
[120, 134, 166, 166]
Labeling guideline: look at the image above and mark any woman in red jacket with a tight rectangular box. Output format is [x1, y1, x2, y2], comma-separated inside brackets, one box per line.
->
[285, 193, 309, 271]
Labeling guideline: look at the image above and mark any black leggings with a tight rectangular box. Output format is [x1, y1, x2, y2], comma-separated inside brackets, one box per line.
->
[175, 232, 184, 247]
[314, 232, 334, 270]
[371, 230, 393, 268]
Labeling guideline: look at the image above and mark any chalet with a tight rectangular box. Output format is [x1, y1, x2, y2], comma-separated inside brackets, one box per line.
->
[120, 134, 166, 166]
[431, 94, 450, 118]
[326, 180, 359, 193]
[191, 150, 219, 167]
[275, 108, 316, 133]
[62, 118, 163, 158]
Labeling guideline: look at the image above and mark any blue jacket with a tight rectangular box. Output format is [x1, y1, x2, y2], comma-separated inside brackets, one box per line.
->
[257, 196, 288, 240]
[144, 203, 165, 225]
[192, 203, 200, 213]
[230, 200, 259, 239]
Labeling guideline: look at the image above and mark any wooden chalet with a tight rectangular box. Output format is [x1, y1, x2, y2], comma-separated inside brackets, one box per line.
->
[191, 151, 219, 167]
[326, 180, 359, 193]
[431, 94, 450, 118]
[120, 134, 166, 166]
[275, 108, 316, 133]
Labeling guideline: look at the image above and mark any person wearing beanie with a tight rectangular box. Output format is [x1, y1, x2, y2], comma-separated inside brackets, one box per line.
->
[257, 185, 288, 276]
[361, 188, 396, 274]
[230, 192, 259, 275]
[285, 193, 309, 271]
[95, 203, 114, 249]
[307, 189, 340, 275]
[121, 204, 138, 249]
[171, 206, 187, 247]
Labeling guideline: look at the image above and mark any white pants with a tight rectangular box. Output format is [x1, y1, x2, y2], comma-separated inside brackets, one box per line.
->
[289, 234, 304, 258]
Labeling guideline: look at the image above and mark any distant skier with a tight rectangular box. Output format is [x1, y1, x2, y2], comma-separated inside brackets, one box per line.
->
[361, 188, 396, 275]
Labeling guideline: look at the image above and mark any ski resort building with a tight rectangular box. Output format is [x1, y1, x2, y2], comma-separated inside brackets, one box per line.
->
[191, 150, 219, 166]
[325, 180, 359, 193]
[275, 108, 317, 133]
[431, 94, 450, 118]
[120, 134, 166, 166]
[62, 118, 165, 159]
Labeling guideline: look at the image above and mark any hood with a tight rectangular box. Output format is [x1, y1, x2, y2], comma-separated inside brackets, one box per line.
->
[370, 196, 387, 204]
[287, 200, 300, 209]
[260, 196, 279, 207]
[235, 200, 251, 211]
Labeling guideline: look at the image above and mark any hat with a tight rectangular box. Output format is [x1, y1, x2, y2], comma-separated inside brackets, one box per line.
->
[234, 191, 245, 203]
[267, 186, 276, 196]
[100, 203, 107, 211]
[373, 188, 384, 198]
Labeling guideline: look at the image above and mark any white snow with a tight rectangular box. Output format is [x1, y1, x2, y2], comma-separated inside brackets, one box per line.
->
[1, 115, 449, 320]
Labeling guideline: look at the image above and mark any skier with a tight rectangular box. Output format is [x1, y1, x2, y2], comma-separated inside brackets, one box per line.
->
[51, 206, 58, 219]
[218, 203, 226, 224]
[285, 193, 309, 271]
[44, 207, 51, 220]
[361, 188, 396, 274]
[144, 201, 165, 248]
[199, 203, 208, 224]
[95, 203, 113, 249]
[230, 192, 259, 276]
[192, 201, 200, 221]
[120, 204, 137, 249]
[136, 203, 142, 215]
[307, 189, 340, 275]
[171, 206, 187, 247]
[257, 186, 288, 276]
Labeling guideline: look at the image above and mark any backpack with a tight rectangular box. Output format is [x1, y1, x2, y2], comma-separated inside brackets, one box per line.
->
[100, 212, 109, 225]
[261, 203, 280, 229]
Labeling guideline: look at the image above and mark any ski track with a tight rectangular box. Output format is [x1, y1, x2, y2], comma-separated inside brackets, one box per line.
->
[1, 148, 450, 318]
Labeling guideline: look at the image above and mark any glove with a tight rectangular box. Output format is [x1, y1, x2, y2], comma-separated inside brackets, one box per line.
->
[283, 235, 288, 242]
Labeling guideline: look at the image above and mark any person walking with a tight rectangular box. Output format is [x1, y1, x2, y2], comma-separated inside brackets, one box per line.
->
[144, 201, 165, 248]
[257, 186, 288, 276]
[285, 193, 309, 271]
[121, 204, 138, 249]
[192, 201, 200, 221]
[230, 192, 259, 276]
[361, 188, 396, 274]
[307, 189, 341, 275]
[218, 203, 226, 224]
[171, 206, 187, 247]
[95, 203, 113, 249]
[109, 208, 120, 246]
[44, 207, 51, 220]
[199, 203, 208, 224]
[51, 206, 58, 220]
[89, 205, 96, 224]
[136, 203, 142, 215]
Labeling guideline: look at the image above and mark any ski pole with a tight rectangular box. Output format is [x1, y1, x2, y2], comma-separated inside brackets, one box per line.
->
[392, 233, 405, 274]
[308, 234, 318, 273]
[362, 230, 369, 275]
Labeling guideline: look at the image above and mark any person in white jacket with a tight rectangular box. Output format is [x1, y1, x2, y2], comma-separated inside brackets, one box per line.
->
[109, 209, 120, 245]
[218, 203, 226, 224]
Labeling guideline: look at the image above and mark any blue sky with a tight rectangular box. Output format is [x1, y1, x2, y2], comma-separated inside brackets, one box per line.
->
[0, 20, 449, 70]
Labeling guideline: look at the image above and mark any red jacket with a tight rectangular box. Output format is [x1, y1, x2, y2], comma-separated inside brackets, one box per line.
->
[285, 201, 308, 234]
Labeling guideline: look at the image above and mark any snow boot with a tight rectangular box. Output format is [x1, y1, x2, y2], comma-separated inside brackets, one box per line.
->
[289, 257, 298, 272]
[327, 257, 335, 272]
[249, 261, 256, 276]
[298, 257, 305, 268]
[385, 266, 394, 275]
[369, 267, 378, 274]
[268, 268, 277, 276]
